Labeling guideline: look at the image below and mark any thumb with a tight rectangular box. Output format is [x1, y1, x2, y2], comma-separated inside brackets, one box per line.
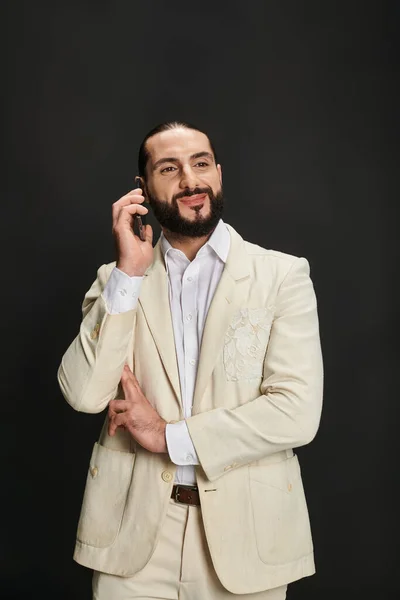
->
[145, 224, 153, 244]
[122, 363, 139, 383]
[121, 364, 133, 383]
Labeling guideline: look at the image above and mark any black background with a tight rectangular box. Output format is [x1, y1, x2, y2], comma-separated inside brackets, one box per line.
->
[2, 1, 398, 599]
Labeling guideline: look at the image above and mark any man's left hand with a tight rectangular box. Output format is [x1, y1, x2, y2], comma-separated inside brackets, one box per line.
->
[108, 364, 167, 454]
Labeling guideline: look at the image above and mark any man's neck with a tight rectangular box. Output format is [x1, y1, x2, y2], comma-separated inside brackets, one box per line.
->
[162, 228, 213, 262]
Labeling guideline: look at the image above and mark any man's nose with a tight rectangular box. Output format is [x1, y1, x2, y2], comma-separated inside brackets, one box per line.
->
[179, 167, 199, 190]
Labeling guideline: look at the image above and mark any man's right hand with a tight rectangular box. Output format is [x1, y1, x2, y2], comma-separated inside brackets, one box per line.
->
[112, 187, 154, 276]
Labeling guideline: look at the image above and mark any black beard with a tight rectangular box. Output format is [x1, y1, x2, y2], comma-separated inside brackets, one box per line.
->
[147, 185, 224, 238]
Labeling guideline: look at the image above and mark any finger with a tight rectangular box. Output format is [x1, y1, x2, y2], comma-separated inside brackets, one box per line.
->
[112, 190, 144, 213]
[113, 201, 148, 227]
[113, 203, 149, 230]
[121, 369, 135, 389]
[122, 364, 137, 382]
[109, 423, 127, 436]
[112, 412, 127, 428]
[108, 418, 118, 436]
[108, 420, 126, 436]
[109, 399, 130, 412]
[120, 189, 144, 202]
[128, 367, 141, 385]
[118, 204, 149, 219]
[108, 409, 127, 436]
[112, 190, 145, 225]
[121, 368, 139, 393]
[145, 224, 153, 244]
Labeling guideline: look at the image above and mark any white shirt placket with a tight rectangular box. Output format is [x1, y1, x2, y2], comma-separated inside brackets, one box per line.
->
[181, 260, 200, 418]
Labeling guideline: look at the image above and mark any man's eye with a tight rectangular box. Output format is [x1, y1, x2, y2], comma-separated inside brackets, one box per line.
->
[195, 162, 209, 167]
[160, 166, 176, 173]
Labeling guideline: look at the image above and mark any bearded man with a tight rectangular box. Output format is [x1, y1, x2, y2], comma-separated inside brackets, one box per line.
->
[58, 120, 323, 600]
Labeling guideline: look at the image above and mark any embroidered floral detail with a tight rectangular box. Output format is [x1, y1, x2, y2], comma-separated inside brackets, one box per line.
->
[223, 308, 273, 381]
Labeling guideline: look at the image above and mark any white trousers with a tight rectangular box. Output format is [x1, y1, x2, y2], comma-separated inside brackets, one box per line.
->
[93, 497, 288, 600]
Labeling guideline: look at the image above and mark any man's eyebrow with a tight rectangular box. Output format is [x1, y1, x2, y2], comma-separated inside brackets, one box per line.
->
[152, 157, 178, 170]
[190, 151, 214, 162]
[152, 151, 214, 171]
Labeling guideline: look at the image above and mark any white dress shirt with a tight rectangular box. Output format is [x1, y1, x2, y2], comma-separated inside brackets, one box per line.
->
[101, 219, 231, 485]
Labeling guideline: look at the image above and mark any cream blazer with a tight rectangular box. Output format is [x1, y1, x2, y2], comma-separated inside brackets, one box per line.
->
[58, 224, 323, 594]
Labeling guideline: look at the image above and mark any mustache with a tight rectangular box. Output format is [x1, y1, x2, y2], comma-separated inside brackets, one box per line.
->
[173, 187, 211, 202]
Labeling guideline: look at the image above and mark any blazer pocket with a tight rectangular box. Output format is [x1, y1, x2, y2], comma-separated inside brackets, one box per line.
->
[223, 307, 273, 382]
[77, 442, 136, 548]
[249, 455, 313, 565]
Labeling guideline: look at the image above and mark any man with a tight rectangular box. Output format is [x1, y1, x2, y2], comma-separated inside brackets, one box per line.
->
[58, 121, 324, 600]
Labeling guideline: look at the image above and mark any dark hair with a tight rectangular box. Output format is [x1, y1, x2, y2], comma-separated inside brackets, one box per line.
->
[137, 121, 218, 178]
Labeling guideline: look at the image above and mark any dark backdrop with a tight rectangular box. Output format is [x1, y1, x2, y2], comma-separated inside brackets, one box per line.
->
[2, 1, 398, 599]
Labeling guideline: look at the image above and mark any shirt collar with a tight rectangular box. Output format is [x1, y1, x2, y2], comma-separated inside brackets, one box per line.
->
[160, 218, 230, 264]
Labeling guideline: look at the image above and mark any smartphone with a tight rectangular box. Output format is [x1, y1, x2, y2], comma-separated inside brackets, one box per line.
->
[134, 175, 146, 241]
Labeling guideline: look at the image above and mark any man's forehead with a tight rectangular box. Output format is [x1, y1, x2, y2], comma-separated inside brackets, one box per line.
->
[147, 128, 212, 162]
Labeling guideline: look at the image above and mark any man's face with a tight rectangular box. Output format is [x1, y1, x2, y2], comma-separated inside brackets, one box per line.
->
[143, 128, 224, 237]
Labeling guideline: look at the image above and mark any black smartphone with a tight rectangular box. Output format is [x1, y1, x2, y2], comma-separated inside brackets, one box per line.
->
[134, 175, 146, 241]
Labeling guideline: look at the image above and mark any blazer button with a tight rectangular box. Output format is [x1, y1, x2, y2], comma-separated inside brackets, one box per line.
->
[90, 466, 98, 478]
[161, 470, 173, 483]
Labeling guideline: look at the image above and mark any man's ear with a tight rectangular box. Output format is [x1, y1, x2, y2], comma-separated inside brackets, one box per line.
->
[135, 175, 150, 203]
[142, 178, 150, 203]
[217, 164, 222, 185]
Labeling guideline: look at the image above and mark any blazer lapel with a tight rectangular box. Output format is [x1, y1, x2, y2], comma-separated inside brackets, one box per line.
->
[192, 225, 251, 412]
[138, 240, 182, 410]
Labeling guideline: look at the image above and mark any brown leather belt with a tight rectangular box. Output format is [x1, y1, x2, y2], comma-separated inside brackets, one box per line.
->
[171, 484, 200, 506]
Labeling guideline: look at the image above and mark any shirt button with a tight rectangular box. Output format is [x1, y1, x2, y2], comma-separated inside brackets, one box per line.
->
[186, 314, 193, 321]
[185, 454, 194, 462]
[189, 359, 196, 366]
[161, 470, 173, 483]
[187, 277, 193, 282]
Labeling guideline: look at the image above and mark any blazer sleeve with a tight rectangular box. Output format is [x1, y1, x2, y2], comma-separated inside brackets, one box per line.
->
[57, 264, 137, 413]
[186, 257, 324, 482]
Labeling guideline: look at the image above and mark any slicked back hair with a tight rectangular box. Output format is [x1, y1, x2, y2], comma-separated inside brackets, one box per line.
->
[138, 121, 218, 179]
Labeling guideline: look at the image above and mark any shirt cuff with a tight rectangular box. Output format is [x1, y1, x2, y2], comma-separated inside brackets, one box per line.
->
[166, 421, 200, 466]
[101, 267, 143, 314]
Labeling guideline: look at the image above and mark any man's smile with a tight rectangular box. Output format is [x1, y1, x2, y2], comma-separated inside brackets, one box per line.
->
[179, 193, 208, 207]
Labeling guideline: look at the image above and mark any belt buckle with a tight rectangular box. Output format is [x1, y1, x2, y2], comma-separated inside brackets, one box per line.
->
[174, 485, 182, 503]
[174, 485, 198, 505]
